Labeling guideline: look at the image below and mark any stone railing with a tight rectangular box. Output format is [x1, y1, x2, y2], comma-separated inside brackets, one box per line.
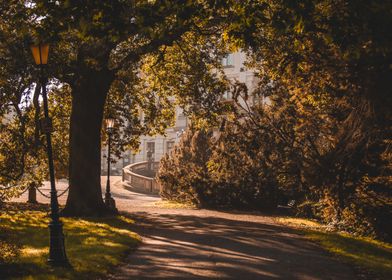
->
[122, 161, 161, 194]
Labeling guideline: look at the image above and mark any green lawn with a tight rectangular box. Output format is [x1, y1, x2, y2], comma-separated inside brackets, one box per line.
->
[277, 217, 392, 279]
[0, 203, 140, 280]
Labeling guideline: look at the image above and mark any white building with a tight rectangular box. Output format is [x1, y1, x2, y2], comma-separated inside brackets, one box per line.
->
[132, 106, 188, 163]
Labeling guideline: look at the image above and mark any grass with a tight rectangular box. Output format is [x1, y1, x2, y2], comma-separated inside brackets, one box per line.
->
[149, 200, 196, 209]
[276, 217, 392, 279]
[0, 203, 141, 280]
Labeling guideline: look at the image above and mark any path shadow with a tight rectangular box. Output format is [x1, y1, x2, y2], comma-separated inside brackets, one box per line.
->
[111, 212, 357, 280]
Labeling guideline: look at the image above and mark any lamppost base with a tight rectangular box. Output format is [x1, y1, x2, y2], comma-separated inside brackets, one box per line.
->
[27, 186, 37, 204]
[105, 196, 118, 214]
[48, 259, 71, 267]
[48, 221, 69, 267]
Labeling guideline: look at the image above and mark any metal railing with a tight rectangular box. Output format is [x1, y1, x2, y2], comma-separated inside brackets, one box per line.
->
[122, 161, 161, 194]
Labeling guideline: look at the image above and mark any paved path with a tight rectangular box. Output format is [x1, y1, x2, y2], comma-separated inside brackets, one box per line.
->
[12, 176, 160, 208]
[14, 177, 358, 279]
[110, 211, 359, 280]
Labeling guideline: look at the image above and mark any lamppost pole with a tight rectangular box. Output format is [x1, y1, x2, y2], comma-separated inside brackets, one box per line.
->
[105, 130, 112, 202]
[31, 43, 68, 266]
[104, 117, 117, 213]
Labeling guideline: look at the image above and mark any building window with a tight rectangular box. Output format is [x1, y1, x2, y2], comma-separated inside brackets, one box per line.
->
[166, 141, 175, 152]
[222, 91, 232, 100]
[147, 142, 155, 154]
[177, 109, 186, 119]
[222, 54, 234, 67]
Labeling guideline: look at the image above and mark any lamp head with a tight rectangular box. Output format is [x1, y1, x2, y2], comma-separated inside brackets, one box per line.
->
[105, 117, 115, 130]
[30, 43, 49, 65]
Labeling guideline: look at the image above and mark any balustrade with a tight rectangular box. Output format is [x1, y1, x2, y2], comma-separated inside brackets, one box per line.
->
[122, 161, 161, 194]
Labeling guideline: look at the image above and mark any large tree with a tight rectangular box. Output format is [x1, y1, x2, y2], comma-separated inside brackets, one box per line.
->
[0, 1, 247, 216]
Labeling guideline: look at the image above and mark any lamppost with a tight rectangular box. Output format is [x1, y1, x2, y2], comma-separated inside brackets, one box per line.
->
[105, 116, 117, 212]
[30, 43, 68, 266]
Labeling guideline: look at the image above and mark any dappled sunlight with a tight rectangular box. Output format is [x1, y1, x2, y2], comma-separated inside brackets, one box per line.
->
[1, 211, 49, 229]
[148, 200, 196, 209]
[101, 241, 124, 248]
[117, 215, 136, 225]
[113, 212, 357, 279]
[20, 247, 48, 257]
[277, 217, 324, 230]
[0, 209, 141, 279]
[147, 233, 277, 262]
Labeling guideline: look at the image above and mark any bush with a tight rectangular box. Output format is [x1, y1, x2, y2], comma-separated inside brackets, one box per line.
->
[158, 92, 391, 240]
[158, 123, 279, 210]
[159, 127, 212, 206]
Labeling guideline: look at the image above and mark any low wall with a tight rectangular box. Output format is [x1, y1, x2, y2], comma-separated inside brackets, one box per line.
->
[122, 161, 161, 194]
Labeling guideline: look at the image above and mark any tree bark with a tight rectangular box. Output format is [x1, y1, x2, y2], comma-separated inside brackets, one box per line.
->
[61, 68, 114, 216]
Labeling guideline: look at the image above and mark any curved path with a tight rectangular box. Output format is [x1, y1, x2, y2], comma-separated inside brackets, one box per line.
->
[108, 178, 358, 280]
[110, 211, 358, 280]
[14, 177, 358, 279]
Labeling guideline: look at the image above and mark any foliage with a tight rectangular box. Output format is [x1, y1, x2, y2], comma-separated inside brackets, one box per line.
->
[156, 79, 280, 211]
[0, 4, 41, 201]
[156, 0, 391, 239]
[0, 203, 140, 279]
[206, 110, 280, 210]
[0, 2, 72, 201]
[105, 29, 231, 159]
[0, 82, 71, 202]
[158, 71, 391, 239]
[159, 127, 212, 207]
[239, 0, 392, 240]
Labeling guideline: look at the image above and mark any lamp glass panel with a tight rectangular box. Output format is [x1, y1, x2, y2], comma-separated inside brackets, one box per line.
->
[106, 118, 115, 128]
[40, 44, 49, 64]
[30, 44, 49, 65]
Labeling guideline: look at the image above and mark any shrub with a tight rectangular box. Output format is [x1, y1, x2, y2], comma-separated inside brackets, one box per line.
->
[159, 127, 212, 206]
[158, 123, 279, 210]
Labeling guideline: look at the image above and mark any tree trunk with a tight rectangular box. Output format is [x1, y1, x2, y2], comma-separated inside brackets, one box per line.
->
[62, 69, 114, 217]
